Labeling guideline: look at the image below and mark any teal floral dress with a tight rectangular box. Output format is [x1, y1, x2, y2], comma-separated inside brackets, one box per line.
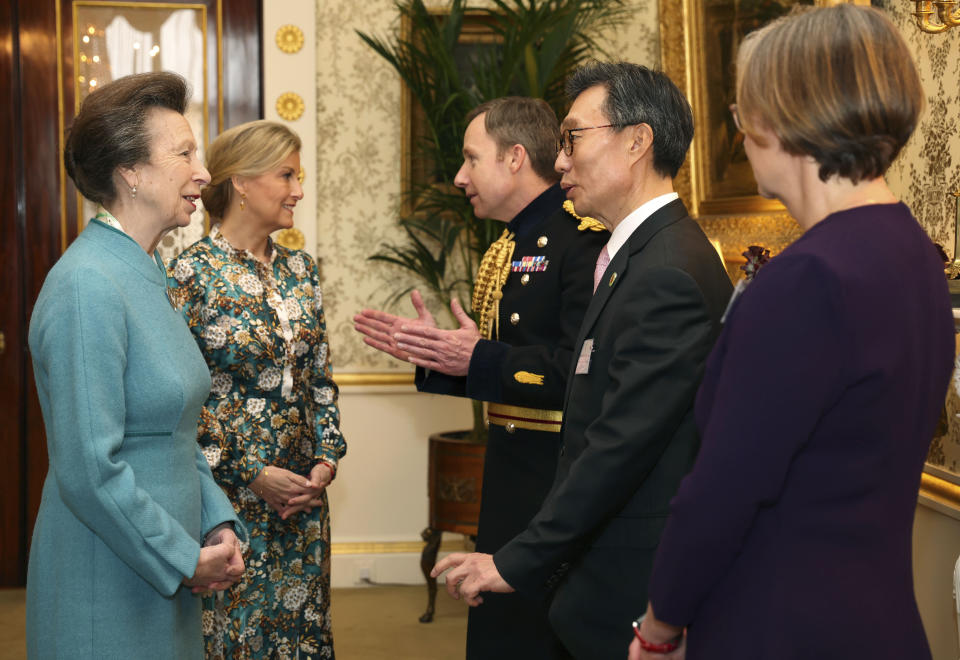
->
[168, 226, 346, 659]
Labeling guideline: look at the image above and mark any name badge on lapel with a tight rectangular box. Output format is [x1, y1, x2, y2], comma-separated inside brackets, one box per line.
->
[575, 338, 594, 375]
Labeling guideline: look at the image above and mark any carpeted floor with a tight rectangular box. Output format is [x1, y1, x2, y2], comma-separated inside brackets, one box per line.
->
[0, 584, 468, 659]
[0, 590, 24, 660]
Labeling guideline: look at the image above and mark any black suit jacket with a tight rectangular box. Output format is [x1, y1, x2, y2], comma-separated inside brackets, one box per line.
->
[493, 198, 732, 659]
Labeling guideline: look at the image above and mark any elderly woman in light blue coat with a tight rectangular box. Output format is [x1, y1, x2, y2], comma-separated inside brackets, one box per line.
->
[27, 71, 245, 659]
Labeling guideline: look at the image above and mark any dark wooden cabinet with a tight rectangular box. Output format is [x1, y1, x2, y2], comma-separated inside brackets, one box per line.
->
[419, 432, 485, 623]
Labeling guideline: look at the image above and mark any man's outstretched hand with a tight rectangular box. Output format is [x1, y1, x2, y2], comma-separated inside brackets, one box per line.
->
[354, 291, 481, 376]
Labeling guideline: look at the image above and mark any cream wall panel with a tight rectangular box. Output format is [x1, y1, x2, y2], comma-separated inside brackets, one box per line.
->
[330, 388, 473, 585]
[264, 0, 319, 261]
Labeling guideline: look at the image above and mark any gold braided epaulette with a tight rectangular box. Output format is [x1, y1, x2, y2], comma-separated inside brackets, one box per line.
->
[563, 200, 606, 232]
[472, 229, 516, 340]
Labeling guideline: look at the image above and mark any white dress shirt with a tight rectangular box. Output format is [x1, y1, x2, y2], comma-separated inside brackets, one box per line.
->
[603, 192, 679, 260]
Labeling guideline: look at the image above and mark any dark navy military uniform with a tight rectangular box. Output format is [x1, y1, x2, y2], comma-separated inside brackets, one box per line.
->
[417, 183, 605, 659]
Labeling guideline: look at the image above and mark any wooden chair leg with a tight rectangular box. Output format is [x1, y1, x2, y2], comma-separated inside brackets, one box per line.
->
[419, 526, 442, 623]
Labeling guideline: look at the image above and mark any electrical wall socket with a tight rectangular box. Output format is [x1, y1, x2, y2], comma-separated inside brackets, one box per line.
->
[357, 563, 374, 583]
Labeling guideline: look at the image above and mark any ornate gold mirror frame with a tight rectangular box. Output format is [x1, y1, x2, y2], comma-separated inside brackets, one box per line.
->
[658, 0, 869, 273]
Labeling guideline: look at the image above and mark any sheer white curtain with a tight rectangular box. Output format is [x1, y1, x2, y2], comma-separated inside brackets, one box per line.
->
[105, 15, 153, 79]
[160, 10, 204, 105]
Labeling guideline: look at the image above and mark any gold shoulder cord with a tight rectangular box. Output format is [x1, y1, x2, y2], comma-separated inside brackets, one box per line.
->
[563, 200, 606, 232]
[472, 228, 516, 340]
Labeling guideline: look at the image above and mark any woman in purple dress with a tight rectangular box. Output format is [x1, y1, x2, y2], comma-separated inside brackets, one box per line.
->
[630, 6, 953, 659]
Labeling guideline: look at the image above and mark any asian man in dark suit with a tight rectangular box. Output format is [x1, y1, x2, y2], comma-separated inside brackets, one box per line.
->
[432, 61, 733, 659]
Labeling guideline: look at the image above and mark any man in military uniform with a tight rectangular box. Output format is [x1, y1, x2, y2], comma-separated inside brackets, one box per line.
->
[354, 96, 605, 659]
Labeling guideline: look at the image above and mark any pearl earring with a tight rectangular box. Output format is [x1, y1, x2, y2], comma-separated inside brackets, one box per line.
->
[131, 185, 137, 199]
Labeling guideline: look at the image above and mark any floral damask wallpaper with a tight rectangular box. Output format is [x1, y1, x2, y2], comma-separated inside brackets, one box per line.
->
[314, 0, 659, 372]
[879, 1, 960, 256]
[875, 1, 960, 476]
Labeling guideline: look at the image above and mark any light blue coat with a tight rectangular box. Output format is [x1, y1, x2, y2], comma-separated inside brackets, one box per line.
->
[27, 220, 241, 659]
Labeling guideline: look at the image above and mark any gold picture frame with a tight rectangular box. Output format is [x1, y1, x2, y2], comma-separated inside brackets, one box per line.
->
[658, 0, 869, 269]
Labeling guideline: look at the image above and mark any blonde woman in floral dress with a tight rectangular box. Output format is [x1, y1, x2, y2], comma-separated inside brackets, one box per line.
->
[168, 121, 345, 659]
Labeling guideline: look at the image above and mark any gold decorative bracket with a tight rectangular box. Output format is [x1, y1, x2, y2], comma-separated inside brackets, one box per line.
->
[914, 1, 960, 32]
[945, 190, 960, 278]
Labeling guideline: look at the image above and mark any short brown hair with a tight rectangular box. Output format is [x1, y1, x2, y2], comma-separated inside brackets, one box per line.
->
[465, 97, 560, 182]
[200, 120, 302, 219]
[736, 4, 922, 184]
[64, 71, 188, 205]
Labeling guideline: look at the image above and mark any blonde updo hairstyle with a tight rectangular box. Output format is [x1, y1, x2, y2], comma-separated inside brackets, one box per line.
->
[735, 4, 922, 184]
[201, 120, 302, 220]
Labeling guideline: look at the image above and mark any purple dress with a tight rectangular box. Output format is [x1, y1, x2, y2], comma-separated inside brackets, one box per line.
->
[648, 203, 953, 659]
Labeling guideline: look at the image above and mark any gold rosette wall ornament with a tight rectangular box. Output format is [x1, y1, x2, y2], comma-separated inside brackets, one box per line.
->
[276, 92, 305, 121]
[275, 228, 306, 251]
[275, 24, 304, 53]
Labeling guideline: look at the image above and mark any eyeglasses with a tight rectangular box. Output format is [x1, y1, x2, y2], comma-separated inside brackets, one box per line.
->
[556, 124, 625, 157]
[729, 104, 742, 132]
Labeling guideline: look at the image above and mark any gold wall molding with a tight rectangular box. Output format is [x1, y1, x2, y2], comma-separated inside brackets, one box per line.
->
[276, 91, 305, 121]
[275, 23, 304, 53]
[920, 471, 960, 512]
[332, 538, 469, 555]
[334, 372, 416, 387]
